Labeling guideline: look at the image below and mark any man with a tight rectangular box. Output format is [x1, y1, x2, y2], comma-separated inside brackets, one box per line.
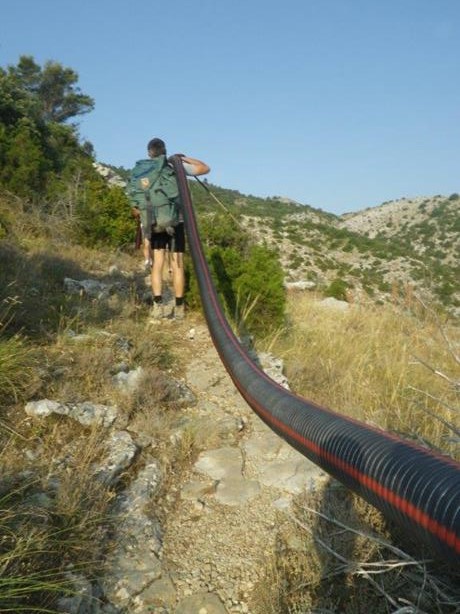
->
[142, 138, 210, 322]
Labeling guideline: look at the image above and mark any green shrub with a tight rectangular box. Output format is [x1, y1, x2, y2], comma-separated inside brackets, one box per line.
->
[324, 278, 350, 301]
[76, 180, 133, 247]
[186, 213, 285, 338]
[233, 243, 285, 336]
[290, 254, 304, 269]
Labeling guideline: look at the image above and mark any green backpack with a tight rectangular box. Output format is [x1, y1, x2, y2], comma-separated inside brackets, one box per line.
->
[127, 154, 181, 234]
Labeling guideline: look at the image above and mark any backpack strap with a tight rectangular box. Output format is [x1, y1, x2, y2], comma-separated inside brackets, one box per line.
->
[143, 155, 167, 202]
[136, 156, 167, 231]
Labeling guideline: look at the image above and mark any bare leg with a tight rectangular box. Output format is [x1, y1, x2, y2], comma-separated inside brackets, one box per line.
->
[143, 238, 152, 264]
[151, 249, 165, 296]
[171, 252, 184, 299]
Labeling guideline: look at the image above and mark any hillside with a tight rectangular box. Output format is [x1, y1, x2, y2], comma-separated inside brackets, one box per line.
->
[184, 180, 459, 316]
[97, 158, 459, 315]
[1, 205, 458, 611]
[1, 162, 458, 611]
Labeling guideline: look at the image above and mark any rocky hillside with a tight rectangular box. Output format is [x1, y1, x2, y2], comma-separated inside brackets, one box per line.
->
[234, 192, 459, 315]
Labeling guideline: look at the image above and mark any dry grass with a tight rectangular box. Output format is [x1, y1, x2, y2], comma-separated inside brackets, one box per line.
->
[1, 194, 458, 611]
[0, 333, 39, 404]
[267, 292, 459, 459]
[0, 196, 209, 609]
[253, 292, 459, 612]
[252, 480, 460, 613]
[0, 198, 171, 610]
[0, 423, 115, 612]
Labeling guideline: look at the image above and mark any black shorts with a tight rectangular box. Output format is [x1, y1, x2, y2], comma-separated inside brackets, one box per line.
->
[150, 222, 185, 253]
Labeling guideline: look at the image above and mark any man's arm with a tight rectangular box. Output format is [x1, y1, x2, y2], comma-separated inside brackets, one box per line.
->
[180, 155, 210, 176]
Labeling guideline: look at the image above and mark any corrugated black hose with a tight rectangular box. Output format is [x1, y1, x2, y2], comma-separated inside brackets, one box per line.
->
[170, 155, 460, 563]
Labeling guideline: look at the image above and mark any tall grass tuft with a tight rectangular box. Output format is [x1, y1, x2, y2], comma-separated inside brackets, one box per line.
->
[0, 299, 39, 403]
[0, 430, 114, 612]
[268, 293, 459, 459]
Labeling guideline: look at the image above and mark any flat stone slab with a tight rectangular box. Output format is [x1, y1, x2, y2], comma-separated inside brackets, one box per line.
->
[176, 592, 228, 613]
[243, 421, 314, 474]
[243, 429, 288, 461]
[258, 458, 323, 494]
[138, 574, 176, 609]
[215, 477, 261, 506]
[181, 480, 216, 500]
[194, 447, 242, 481]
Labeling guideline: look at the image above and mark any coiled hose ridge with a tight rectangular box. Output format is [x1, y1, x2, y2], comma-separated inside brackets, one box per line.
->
[171, 156, 460, 563]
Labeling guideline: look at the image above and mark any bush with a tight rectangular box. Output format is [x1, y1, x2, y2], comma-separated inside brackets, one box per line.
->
[76, 180, 134, 247]
[186, 213, 285, 338]
[324, 278, 350, 301]
[233, 243, 285, 336]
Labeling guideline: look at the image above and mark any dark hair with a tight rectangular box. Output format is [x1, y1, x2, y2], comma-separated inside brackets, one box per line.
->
[147, 138, 166, 157]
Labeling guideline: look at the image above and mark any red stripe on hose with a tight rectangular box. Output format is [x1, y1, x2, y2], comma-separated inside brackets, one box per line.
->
[230, 376, 460, 554]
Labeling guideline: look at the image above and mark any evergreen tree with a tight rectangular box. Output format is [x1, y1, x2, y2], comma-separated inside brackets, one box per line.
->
[0, 56, 95, 203]
[7, 55, 94, 123]
[0, 118, 47, 199]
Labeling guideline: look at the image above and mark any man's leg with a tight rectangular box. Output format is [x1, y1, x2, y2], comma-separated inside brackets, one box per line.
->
[151, 249, 165, 297]
[143, 238, 152, 268]
[171, 251, 185, 319]
[171, 251, 184, 299]
[149, 249, 165, 321]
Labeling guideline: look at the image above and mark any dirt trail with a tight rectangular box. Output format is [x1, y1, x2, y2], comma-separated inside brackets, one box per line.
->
[157, 313, 324, 614]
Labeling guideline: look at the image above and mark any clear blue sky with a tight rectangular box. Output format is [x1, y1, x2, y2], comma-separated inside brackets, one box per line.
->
[1, 0, 459, 214]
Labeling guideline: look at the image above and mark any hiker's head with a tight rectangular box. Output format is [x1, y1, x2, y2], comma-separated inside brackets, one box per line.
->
[147, 138, 166, 158]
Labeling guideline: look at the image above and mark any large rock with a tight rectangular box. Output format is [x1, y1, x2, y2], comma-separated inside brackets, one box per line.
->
[101, 462, 164, 611]
[284, 280, 316, 290]
[24, 399, 118, 428]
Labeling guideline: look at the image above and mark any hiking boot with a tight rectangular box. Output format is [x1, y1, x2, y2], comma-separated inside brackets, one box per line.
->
[143, 259, 152, 273]
[148, 302, 164, 323]
[174, 304, 185, 320]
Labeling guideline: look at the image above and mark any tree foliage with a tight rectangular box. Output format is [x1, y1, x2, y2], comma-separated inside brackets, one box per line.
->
[0, 55, 133, 246]
[5, 55, 94, 123]
[0, 56, 95, 202]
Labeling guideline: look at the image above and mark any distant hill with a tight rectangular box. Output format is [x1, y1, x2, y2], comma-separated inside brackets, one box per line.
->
[188, 182, 459, 316]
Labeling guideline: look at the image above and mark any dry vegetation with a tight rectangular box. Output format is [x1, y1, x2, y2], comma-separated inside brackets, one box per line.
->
[252, 291, 460, 613]
[0, 202, 184, 611]
[252, 481, 460, 613]
[1, 200, 459, 612]
[267, 292, 459, 459]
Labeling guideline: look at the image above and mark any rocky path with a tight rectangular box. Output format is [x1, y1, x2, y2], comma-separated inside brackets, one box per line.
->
[155, 320, 325, 614]
[28, 270, 326, 613]
[24, 269, 460, 614]
[23, 270, 327, 613]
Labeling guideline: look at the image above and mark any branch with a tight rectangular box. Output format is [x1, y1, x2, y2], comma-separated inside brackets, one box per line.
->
[411, 354, 459, 390]
[406, 387, 460, 438]
[286, 510, 428, 613]
[413, 294, 460, 365]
